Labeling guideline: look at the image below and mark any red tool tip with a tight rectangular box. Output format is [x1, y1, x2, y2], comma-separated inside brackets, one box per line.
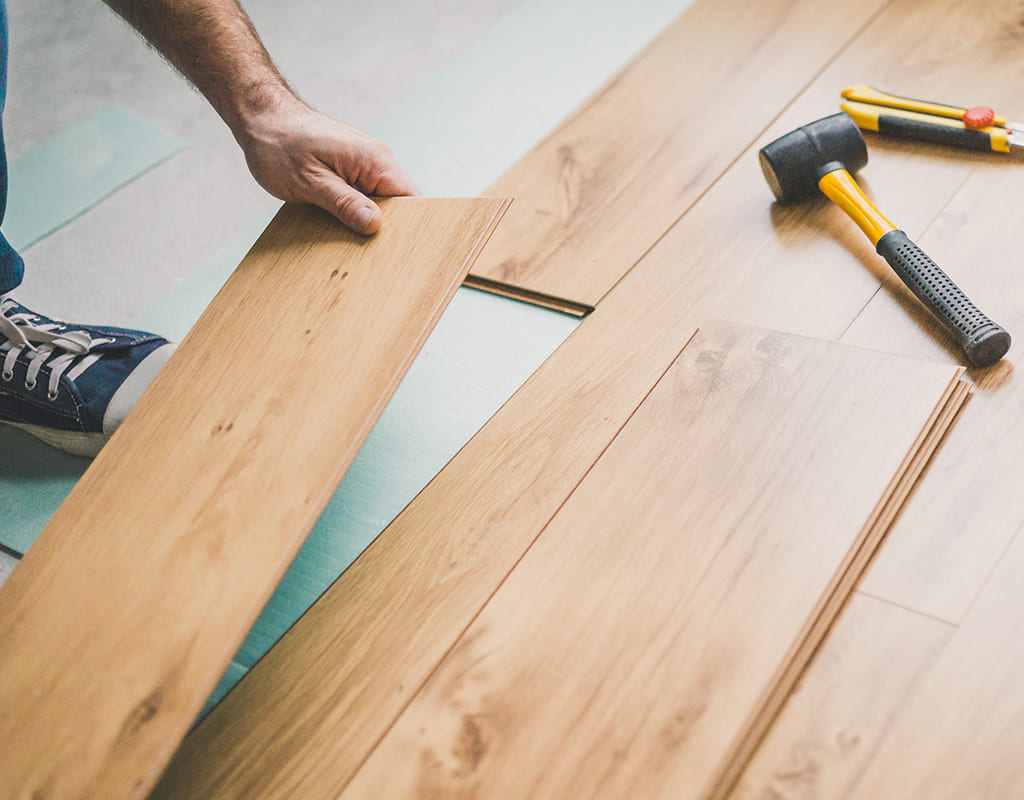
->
[963, 106, 996, 128]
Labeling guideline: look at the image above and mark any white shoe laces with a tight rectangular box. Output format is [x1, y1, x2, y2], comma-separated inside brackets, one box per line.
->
[0, 297, 114, 401]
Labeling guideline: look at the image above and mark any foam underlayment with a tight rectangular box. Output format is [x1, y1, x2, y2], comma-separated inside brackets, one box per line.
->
[2, 107, 184, 252]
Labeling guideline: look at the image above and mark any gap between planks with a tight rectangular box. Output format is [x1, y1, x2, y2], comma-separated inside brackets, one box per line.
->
[461, 273, 593, 317]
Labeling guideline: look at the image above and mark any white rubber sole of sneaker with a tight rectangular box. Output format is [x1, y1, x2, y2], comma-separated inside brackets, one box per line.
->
[4, 421, 108, 458]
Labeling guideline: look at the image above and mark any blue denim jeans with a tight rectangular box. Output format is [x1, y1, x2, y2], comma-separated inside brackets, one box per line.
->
[0, 0, 25, 295]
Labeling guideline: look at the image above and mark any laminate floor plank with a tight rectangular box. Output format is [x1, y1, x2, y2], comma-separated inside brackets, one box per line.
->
[152, 0, 1014, 794]
[470, 0, 891, 305]
[0, 197, 510, 800]
[847, 525, 1024, 799]
[338, 322, 964, 800]
[729, 593, 952, 800]
[712, 374, 970, 800]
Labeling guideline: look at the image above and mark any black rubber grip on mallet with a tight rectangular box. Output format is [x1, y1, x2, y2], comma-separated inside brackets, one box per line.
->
[876, 229, 1010, 367]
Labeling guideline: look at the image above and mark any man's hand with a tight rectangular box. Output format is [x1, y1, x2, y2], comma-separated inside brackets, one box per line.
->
[103, 0, 418, 235]
[239, 97, 418, 235]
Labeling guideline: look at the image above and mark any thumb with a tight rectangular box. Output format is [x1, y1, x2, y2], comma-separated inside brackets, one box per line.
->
[313, 176, 382, 235]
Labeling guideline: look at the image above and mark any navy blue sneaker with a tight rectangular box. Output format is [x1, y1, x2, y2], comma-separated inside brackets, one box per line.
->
[0, 295, 175, 457]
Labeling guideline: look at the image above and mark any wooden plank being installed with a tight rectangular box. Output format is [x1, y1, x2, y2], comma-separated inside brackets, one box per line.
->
[470, 0, 891, 305]
[846, 525, 1024, 799]
[337, 321, 965, 800]
[152, 0, 1024, 793]
[0, 197, 510, 800]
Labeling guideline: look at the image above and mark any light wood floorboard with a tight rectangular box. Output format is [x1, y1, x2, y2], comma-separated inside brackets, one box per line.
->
[753, 0, 1024, 784]
[722, 0, 1024, 794]
[148, 0, 957, 794]
[847, 524, 1024, 799]
[470, 0, 891, 305]
[338, 322, 963, 800]
[0, 197, 509, 800]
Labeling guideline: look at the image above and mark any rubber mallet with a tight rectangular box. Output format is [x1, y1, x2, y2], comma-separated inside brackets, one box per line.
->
[759, 112, 1010, 368]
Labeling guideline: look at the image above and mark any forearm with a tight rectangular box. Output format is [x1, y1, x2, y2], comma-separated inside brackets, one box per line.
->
[102, 0, 294, 140]
[103, 0, 419, 235]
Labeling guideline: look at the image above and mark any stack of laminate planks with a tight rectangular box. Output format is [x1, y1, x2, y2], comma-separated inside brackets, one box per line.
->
[0, 198, 510, 800]
[336, 322, 967, 800]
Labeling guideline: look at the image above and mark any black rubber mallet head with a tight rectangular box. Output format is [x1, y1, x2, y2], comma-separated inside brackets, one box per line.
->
[759, 112, 1010, 369]
[759, 112, 868, 202]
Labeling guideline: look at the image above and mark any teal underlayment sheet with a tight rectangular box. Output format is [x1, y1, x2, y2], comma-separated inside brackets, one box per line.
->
[1, 106, 184, 251]
[0, 0, 696, 713]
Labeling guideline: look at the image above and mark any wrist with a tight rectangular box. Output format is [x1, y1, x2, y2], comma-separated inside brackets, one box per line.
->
[223, 80, 302, 145]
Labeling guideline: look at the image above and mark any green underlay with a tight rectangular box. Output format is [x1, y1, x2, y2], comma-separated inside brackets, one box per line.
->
[2, 106, 184, 252]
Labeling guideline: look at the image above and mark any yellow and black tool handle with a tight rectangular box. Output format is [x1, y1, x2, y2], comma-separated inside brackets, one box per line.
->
[841, 84, 1008, 126]
[818, 167, 1010, 367]
[875, 231, 1010, 367]
[841, 100, 1011, 153]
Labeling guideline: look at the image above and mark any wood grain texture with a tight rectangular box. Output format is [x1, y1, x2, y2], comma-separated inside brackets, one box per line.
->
[339, 322, 964, 800]
[150, 306, 705, 800]
[151, 1, 936, 794]
[848, 525, 1024, 800]
[730, 593, 951, 800]
[0, 197, 510, 800]
[470, 0, 891, 305]
[155, 0, 1024, 794]
[714, 1, 1024, 794]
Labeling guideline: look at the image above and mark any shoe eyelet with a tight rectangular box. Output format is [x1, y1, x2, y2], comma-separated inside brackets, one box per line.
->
[47, 389, 59, 401]
[1, 370, 11, 381]
[25, 379, 36, 391]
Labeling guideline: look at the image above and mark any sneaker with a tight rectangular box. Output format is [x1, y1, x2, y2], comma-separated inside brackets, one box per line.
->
[0, 295, 176, 457]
